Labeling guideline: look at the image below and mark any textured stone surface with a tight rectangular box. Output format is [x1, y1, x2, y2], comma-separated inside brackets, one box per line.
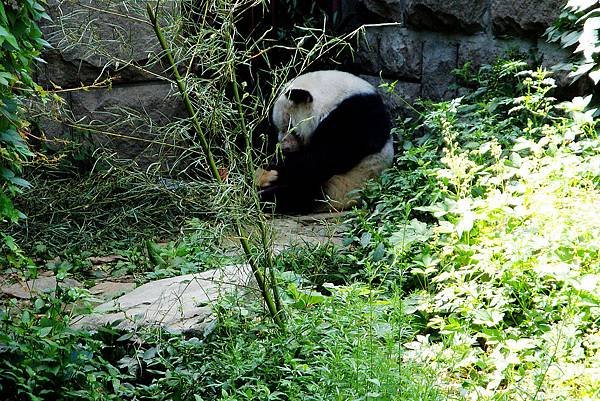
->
[457, 35, 532, 70]
[422, 39, 458, 100]
[38, 0, 167, 88]
[491, 0, 567, 37]
[1, 277, 82, 299]
[69, 82, 183, 165]
[356, 27, 422, 79]
[360, 75, 421, 117]
[89, 281, 136, 301]
[360, 0, 404, 22]
[73, 265, 253, 335]
[270, 212, 348, 253]
[406, 0, 487, 33]
[536, 41, 573, 89]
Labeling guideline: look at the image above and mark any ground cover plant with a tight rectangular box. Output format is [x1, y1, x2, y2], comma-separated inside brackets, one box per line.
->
[344, 59, 600, 399]
[3, 57, 597, 400]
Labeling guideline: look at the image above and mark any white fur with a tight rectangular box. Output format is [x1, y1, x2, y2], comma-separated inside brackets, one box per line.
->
[272, 70, 376, 146]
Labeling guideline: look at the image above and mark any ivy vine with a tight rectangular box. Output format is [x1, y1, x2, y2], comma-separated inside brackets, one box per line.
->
[0, 0, 50, 265]
[1, 0, 48, 255]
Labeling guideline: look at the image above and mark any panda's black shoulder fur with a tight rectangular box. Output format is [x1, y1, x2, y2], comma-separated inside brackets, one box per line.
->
[263, 91, 390, 213]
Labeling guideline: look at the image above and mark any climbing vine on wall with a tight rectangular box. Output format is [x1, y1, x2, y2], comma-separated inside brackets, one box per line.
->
[0, 0, 48, 227]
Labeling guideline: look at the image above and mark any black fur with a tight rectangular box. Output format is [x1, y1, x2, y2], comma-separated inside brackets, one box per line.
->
[260, 92, 390, 213]
[287, 89, 313, 104]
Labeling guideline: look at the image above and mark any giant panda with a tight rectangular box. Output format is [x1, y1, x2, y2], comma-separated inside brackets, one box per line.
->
[256, 70, 394, 213]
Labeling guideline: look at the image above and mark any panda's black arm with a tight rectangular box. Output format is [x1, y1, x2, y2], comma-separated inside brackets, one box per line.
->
[269, 136, 368, 186]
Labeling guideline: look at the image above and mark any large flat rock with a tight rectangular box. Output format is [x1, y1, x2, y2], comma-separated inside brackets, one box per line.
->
[72, 265, 253, 335]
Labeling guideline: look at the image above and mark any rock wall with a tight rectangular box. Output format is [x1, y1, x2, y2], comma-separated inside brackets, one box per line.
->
[345, 0, 570, 116]
[36, 0, 571, 159]
[35, 0, 182, 166]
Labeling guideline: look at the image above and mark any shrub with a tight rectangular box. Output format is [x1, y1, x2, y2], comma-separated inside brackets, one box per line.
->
[546, 0, 600, 101]
[0, 0, 48, 265]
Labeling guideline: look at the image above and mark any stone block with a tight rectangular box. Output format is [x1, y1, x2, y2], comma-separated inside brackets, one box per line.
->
[355, 26, 422, 80]
[72, 265, 254, 336]
[458, 35, 533, 70]
[491, 0, 568, 38]
[38, 0, 170, 88]
[1, 276, 82, 299]
[406, 0, 487, 33]
[360, 0, 404, 22]
[69, 82, 184, 166]
[422, 39, 458, 100]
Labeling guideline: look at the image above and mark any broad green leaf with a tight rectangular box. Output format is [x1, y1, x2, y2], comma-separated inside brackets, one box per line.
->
[38, 326, 52, 337]
[567, 0, 598, 13]
[0, 3, 7, 26]
[34, 298, 45, 310]
[8, 176, 32, 189]
[560, 30, 581, 47]
[0, 26, 20, 50]
[568, 62, 595, 82]
[390, 219, 432, 251]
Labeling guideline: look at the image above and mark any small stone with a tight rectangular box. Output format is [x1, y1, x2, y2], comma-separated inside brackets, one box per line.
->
[1, 277, 82, 299]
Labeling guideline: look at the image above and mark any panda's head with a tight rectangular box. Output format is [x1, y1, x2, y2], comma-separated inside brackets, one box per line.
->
[271, 88, 315, 152]
[271, 70, 376, 153]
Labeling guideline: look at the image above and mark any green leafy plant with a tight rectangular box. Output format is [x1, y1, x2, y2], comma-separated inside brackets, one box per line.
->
[546, 0, 600, 93]
[0, 283, 130, 401]
[0, 0, 48, 265]
[346, 59, 599, 400]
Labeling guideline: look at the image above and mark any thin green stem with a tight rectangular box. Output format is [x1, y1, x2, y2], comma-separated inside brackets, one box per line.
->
[146, 3, 221, 183]
[226, 29, 284, 317]
[146, 3, 284, 329]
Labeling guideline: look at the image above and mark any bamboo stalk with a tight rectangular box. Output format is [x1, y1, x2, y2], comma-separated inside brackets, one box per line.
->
[146, 3, 284, 329]
[227, 40, 284, 316]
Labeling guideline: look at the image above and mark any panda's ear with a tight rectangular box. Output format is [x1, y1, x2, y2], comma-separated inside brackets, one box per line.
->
[286, 89, 313, 104]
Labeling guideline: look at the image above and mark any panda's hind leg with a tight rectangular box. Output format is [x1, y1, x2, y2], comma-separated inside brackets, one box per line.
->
[321, 140, 394, 211]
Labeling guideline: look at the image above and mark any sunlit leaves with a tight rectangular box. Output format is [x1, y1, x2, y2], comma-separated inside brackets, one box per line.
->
[546, 0, 600, 96]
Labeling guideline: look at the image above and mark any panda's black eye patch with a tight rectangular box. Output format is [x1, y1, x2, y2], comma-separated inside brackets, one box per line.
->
[286, 89, 313, 104]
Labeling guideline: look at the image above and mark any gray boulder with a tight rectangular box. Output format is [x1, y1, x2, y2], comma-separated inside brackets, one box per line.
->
[73, 265, 254, 336]
[38, 0, 169, 88]
[356, 26, 422, 80]
[491, 0, 567, 37]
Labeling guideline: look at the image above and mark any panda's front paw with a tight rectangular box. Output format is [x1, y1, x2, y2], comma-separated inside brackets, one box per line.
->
[255, 168, 279, 188]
